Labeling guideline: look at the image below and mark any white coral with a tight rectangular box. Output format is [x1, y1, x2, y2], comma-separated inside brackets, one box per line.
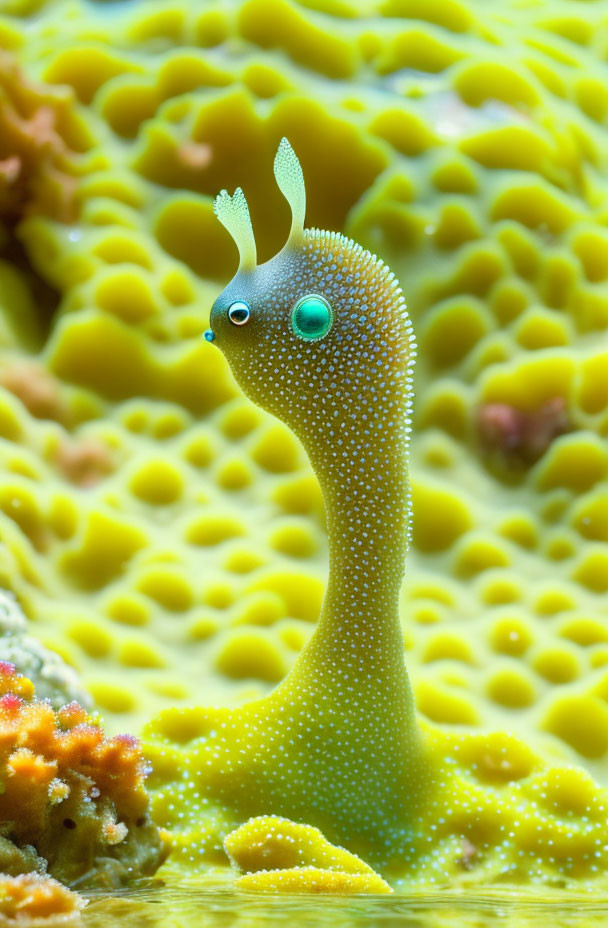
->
[0, 590, 90, 709]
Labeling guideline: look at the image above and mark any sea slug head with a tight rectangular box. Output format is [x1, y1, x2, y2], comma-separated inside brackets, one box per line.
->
[207, 138, 415, 450]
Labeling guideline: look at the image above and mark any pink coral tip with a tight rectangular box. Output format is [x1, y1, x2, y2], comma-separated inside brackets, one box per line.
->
[0, 692, 23, 713]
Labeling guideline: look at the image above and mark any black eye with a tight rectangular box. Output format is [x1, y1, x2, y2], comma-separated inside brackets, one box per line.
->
[227, 301, 250, 326]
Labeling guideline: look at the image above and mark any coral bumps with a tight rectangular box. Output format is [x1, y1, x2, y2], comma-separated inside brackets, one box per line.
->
[0, 0, 607, 887]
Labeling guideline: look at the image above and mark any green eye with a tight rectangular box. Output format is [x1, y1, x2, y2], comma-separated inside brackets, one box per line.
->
[291, 294, 333, 341]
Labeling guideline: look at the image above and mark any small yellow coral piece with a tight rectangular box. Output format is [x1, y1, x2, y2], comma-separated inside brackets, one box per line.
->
[225, 816, 392, 894]
[236, 867, 392, 894]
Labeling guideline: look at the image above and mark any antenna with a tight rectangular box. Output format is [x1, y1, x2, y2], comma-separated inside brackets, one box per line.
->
[213, 186, 257, 271]
[273, 137, 306, 247]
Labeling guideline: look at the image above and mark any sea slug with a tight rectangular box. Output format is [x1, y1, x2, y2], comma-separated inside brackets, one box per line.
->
[224, 815, 392, 893]
[199, 138, 427, 861]
[148, 142, 608, 891]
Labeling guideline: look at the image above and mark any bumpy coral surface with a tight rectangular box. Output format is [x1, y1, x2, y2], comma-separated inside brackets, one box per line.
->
[0, 662, 167, 887]
[0, 0, 607, 893]
[0, 873, 84, 927]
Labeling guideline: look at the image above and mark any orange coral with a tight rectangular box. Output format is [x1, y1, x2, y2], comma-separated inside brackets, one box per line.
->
[55, 437, 114, 487]
[0, 662, 168, 888]
[0, 51, 82, 224]
[0, 362, 66, 422]
[0, 872, 85, 926]
[477, 396, 570, 466]
[176, 141, 212, 170]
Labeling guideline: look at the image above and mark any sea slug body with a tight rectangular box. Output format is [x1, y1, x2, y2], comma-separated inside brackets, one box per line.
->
[224, 815, 393, 893]
[201, 138, 428, 862]
[147, 140, 608, 892]
[151, 139, 430, 872]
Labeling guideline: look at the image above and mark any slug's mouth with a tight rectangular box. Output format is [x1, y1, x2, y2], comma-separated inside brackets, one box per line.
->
[204, 329, 215, 343]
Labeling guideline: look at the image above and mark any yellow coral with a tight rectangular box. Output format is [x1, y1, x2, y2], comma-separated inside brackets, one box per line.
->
[236, 867, 391, 894]
[224, 816, 392, 893]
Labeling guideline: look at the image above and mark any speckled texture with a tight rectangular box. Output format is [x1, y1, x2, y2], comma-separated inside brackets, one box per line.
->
[0, 0, 607, 893]
[224, 815, 393, 893]
[147, 144, 426, 870]
[145, 142, 608, 890]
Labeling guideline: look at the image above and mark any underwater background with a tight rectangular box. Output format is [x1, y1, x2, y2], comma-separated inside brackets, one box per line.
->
[1, 0, 608, 923]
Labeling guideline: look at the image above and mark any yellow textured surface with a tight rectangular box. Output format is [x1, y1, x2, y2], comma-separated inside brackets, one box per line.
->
[0, 0, 607, 894]
[224, 816, 393, 893]
[235, 867, 392, 893]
